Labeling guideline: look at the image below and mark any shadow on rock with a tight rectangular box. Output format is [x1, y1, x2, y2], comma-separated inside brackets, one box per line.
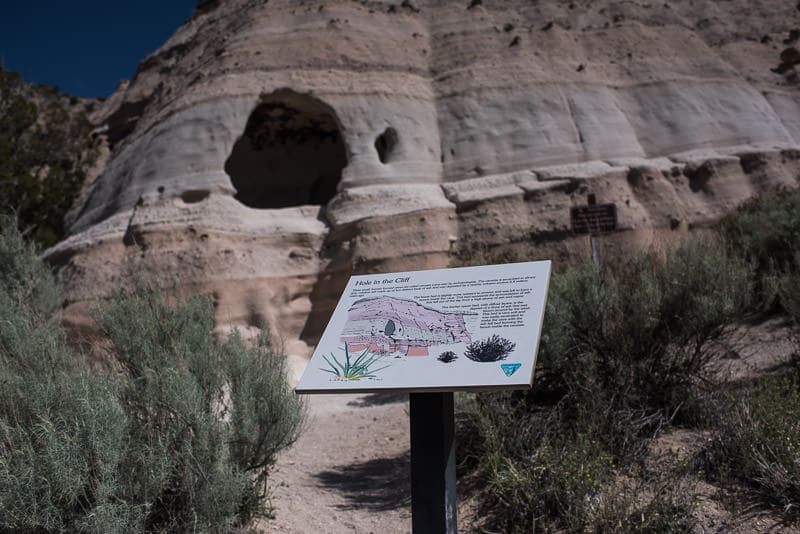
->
[347, 392, 409, 408]
[313, 452, 410, 511]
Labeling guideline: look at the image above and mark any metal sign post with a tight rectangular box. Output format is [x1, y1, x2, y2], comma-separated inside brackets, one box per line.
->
[410, 392, 456, 534]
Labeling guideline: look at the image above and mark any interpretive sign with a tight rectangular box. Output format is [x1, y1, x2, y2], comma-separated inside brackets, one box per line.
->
[570, 203, 617, 235]
[296, 261, 551, 394]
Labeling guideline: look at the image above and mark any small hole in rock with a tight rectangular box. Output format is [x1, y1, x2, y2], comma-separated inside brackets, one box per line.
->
[181, 190, 211, 203]
[375, 127, 398, 164]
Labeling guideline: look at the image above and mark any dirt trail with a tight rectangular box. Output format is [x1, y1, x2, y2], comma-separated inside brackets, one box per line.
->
[260, 393, 412, 534]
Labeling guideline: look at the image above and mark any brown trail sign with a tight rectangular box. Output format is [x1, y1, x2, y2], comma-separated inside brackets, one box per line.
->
[570, 195, 617, 269]
[570, 203, 617, 235]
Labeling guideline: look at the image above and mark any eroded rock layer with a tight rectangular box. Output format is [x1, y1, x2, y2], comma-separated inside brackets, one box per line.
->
[49, 0, 800, 357]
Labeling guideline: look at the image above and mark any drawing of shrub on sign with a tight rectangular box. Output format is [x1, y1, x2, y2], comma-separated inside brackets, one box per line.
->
[321, 345, 391, 380]
[438, 350, 458, 363]
[464, 335, 516, 362]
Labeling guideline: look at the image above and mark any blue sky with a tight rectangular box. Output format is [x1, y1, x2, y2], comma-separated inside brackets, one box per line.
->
[0, 1, 196, 98]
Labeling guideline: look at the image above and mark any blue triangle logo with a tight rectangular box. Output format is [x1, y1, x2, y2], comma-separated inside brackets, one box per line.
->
[501, 363, 522, 377]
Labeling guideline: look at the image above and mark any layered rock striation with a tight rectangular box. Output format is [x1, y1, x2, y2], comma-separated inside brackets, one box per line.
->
[49, 0, 800, 356]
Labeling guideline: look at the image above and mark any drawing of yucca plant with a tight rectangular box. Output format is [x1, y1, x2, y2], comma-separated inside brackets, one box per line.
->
[321, 344, 391, 380]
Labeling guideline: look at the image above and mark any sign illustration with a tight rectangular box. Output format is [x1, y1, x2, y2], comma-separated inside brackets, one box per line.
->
[296, 260, 551, 393]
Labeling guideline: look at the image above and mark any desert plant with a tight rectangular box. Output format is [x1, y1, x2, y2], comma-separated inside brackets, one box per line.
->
[93, 282, 305, 530]
[0, 220, 305, 531]
[457, 235, 750, 530]
[464, 335, 516, 362]
[779, 255, 800, 338]
[534, 236, 751, 455]
[458, 391, 699, 533]
[0, 218, 127, 532]
[719, 188, 800, 310]
[706, 373, 800, 521]
[589, 460, 698, 534]
[438, 350, 458, 363]
[481, 434, 612, 533]
[0, 67, 99, 247]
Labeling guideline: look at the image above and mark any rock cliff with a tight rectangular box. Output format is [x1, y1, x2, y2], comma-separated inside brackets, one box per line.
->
[48, 0, 800, 357]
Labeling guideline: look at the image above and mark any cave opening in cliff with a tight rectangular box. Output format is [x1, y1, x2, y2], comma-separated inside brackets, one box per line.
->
[375, 127, 398, 164]
[225, 90, 347, 209]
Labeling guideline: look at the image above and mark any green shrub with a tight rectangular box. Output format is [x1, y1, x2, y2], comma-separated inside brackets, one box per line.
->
[707, 373, 800, 520]
[458, 391, 611, 532]
[536, 237, 751, 455]
[0, 66, 99, 247]
[779, 257, 800, 336]
[458, 236, 750, 530]
[458, 394, 697, 533]
[0, 218, 127, 531]
[0, 221, 304, 532]
[719, 188, 800, 310]
[588, 463, 697, 534]
[482, 434, 612, 533]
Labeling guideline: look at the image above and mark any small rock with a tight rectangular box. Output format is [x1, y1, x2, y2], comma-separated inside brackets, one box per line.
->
[509, 36, 521, 47]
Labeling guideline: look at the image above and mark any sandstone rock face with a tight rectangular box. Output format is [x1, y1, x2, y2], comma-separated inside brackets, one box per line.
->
[49, 0, 800, 358]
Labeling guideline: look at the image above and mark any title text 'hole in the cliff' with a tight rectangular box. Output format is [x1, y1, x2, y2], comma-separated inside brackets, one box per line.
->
[375, 127, 398, 164]
[225, 89, 347, 209]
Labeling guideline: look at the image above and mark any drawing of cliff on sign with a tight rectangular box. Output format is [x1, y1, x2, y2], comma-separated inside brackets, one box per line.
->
[341, 296, 474, 357]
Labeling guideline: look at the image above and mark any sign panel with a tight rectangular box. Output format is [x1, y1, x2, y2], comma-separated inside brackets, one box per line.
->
[570, 203, 617, 234]
[296, 261, 551, 394]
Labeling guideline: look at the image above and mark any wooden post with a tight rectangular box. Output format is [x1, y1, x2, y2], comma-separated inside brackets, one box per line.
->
[590, 235, 600, 270]
[409, 392, 457, 534]
[587, 194, 600, 269]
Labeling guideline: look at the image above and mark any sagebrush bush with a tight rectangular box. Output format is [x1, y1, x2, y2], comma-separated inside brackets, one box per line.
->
[0, 220, 304, 532]
[588, 461, 697, 534]
[537, 237, 751, 454]
[708, 373, 800, 520]
[458, 236, 751, 531]
[458, 393, 697, 533]
[719, 188, 800, 310]
[0, 218, 125, 531]
[779, 255, 800, 333]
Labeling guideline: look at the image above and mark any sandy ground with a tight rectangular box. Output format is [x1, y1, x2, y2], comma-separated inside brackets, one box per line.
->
[259, 393, 412, 534]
